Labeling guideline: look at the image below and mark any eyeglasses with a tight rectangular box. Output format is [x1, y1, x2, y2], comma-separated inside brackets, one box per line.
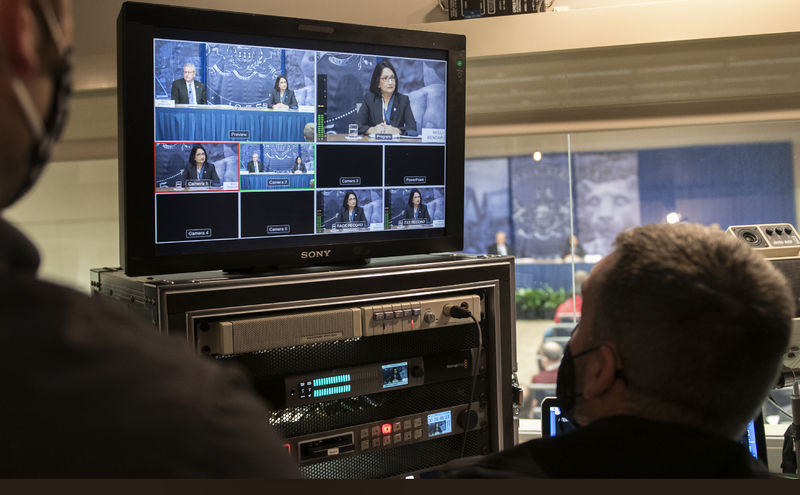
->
[380, 76, 396, 82]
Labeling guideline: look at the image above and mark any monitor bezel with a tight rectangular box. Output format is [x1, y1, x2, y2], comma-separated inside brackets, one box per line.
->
[117, 1, 466, 276]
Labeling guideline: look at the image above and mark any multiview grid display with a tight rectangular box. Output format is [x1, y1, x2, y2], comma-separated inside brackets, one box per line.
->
[153, 38, 447, 245]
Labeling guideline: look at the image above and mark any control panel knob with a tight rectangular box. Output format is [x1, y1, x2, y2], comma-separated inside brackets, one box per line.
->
[786, 227, 793, 235]
[457, 409, 479, 430]
[765, 228, 774, 236]
[423, 311, 436, 323]
[775, 227, 784, 235]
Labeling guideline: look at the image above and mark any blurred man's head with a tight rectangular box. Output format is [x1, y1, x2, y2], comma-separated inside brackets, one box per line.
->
[182, 63, 196, 83]
[540, 341, 564, 368]
[558, 223, 793, 440]
[495, 231, 506, 246]
[0, 0, 72, 208]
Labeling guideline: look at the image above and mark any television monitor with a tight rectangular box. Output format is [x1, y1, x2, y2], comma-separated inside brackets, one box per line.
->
[117, 2, 466, 276]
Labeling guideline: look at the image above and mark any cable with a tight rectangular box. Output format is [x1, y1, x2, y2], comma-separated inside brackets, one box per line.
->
[768, 394, 794, 420]
[445, 304, 484, 458]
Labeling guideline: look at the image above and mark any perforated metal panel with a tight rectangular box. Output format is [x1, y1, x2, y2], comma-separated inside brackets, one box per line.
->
[299, 432, 486, 479]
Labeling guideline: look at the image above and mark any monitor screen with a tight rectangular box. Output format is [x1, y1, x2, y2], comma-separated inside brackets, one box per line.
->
[118, 3, 466, 275]
[427, 410, 453, 437]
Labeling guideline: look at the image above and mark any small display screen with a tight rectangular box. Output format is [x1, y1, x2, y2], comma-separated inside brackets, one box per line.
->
[548, 405, 575, 437]
[381, 362, 409, 389]
[427, 410, 452, 437]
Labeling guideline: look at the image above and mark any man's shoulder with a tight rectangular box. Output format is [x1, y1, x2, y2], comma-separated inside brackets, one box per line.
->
[0, 276, 299, 477]
[430, 441, 548, 478]
[433, 416, 767, 478]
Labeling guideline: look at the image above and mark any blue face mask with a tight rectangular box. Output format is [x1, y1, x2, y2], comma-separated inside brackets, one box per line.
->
[3, 0, 72, 207]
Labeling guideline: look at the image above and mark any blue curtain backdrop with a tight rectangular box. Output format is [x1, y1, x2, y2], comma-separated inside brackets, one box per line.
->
[463, 142, 795, 257]
[510, 153, 571, 259]
[638, 142, 795, 228]
[463, 157, 512, 254]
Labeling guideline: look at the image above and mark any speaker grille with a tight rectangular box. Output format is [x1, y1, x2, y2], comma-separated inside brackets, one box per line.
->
[298, 431, 486, 479]
[226, 308, 360, 353]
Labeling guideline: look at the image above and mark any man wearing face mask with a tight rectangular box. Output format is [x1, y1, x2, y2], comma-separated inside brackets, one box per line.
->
[0, 0, 299, 477]
[432, 223, 792, 478]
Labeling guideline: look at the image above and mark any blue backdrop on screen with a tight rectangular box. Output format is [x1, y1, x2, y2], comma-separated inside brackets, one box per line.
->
[317, 53, 446, 134]
[154, 40, 314, 107]
[155, 142, 239, 187]
[463, 158, 511, 254]
[240, 144, 314, 172]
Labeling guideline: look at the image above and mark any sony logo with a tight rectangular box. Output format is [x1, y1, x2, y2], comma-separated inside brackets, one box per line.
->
[300, 249, 332, 259]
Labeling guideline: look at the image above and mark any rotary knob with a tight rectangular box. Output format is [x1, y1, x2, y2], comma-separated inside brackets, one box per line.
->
[423, 311, 436, 323]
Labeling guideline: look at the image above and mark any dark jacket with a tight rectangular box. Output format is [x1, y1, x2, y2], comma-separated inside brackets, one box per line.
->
[171, 78, 207, 105]
[181, 162, 221, 186]
[292, 162, 307, 173]
[356, 92, 417, 135]
[268, 89, 298, 109]
[430, 416, 768, 478]
[247, 160, 268, 173]
[487, 243, 514, 256]
[337, 206, 367, 224]
[0, 218, 300, 477]
[402, 203, 431, 223]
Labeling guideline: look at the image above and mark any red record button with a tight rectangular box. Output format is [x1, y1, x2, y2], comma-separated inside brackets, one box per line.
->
[381, 423, 392, 435]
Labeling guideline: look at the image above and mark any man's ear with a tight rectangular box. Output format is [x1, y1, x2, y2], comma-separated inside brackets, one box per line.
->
[581, 344, 620, 399]
[0, 0, 39, 75]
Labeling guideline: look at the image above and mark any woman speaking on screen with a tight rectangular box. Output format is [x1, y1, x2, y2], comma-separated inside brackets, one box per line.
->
[356, 60, 417, 136]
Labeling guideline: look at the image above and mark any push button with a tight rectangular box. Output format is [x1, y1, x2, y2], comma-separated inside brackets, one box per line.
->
[383, 436, 392, 446]
[394, 433, 402, 444]
[361, 440, 370, 450]
[414, 429, 423, 439]
[404, 431, 413, 441]
[361, 428, 370, 439]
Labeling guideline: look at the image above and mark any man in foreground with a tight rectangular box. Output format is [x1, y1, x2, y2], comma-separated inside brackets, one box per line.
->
[438, 223, 793, 478]
[0, 0, 298, 477]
